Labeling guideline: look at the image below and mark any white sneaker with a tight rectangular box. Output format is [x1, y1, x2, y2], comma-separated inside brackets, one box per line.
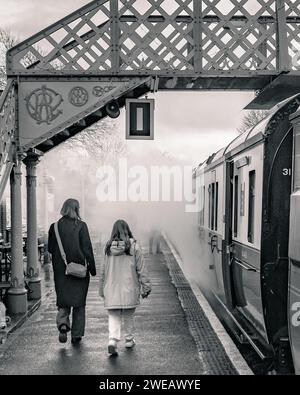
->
[108, 339, 118, 356]
[125, 339, 136, 349]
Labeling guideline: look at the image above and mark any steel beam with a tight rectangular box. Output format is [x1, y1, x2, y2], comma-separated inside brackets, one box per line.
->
[276, 0, 290, 71]
[193, 0, 202, 73]
[110, 0, 120, 74]
[245, 74, 300, 109]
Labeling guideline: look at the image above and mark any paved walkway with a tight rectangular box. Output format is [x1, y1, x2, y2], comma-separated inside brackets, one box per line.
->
[0, 252, 207, 375]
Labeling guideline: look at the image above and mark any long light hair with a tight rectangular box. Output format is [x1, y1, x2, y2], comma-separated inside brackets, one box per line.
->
[105, 219, 134, 256]
[60, 199, 81, 220]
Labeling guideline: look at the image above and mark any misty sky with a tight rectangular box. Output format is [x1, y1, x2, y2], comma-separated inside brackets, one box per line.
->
[0, 0, 254, 165]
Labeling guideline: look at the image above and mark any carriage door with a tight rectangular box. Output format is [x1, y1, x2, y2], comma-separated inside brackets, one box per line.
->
[222, 161, 235, 308]
[208, 170, 222, 294]
[289, 117, 300, 374]
[231, 156, 267, 340]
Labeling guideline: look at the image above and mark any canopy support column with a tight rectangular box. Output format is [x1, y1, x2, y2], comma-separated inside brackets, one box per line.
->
[7, 157, 27, 314]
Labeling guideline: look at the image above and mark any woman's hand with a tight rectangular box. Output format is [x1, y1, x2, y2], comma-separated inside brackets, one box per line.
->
[141, 290, 151, 299]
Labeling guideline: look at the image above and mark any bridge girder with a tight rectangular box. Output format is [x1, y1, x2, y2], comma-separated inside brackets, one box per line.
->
[5, 0, 300, 81]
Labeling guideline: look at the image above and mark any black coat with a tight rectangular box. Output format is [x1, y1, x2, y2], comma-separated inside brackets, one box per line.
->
[48, 216, 96, 308]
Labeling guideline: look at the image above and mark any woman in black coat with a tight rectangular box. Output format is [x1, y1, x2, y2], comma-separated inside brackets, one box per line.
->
[48, 199, 96, 344]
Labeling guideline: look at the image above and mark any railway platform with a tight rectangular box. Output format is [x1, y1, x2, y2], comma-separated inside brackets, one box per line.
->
[0, 239, 252, 375]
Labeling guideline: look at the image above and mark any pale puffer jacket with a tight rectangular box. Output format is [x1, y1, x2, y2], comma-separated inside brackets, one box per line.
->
[99, 239, 151, 309]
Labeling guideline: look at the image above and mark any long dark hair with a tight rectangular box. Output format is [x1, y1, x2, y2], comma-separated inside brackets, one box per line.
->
[105, 220, 134, 256]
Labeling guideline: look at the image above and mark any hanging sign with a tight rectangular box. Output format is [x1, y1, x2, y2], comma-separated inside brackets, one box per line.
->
[126, 99, 154, 140]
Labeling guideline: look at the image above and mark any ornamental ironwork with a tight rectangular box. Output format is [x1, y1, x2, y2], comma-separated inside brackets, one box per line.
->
[93, 85, 116, 97]
[69, 87, 89, 107]
[25, 85, 63, 125]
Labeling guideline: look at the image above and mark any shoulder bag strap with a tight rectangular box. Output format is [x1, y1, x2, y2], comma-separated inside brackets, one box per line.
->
[54, 222, 68, 267]
[133, 239, 137, 261]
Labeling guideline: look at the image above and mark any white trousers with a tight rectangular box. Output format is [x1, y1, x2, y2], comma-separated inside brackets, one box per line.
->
[108, 308, 136, 341]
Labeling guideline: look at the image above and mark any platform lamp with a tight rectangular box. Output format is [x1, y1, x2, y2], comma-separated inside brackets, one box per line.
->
[106, 100, 120, 119]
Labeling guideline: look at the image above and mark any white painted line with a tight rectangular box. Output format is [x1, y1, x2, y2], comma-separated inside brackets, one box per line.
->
[162, 233, 254, 376]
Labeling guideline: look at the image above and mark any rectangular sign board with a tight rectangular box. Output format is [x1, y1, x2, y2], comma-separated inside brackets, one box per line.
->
[126, 99, 154, 140]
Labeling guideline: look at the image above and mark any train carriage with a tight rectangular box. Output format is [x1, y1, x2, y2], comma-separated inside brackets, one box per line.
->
[194, 94, 300, 374]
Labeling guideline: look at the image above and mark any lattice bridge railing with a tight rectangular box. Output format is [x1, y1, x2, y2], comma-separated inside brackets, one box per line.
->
[6, 0, 300, 77]
[0, 80, 16, 200]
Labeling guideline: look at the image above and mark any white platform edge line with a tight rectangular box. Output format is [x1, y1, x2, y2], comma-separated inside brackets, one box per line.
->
[162, 233, 254, 376]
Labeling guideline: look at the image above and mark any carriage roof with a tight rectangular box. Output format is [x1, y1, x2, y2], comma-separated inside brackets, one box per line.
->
[194, 94, 300, 176]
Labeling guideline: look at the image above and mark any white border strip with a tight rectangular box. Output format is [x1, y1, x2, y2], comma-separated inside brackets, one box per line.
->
[162, 233, 254, 376]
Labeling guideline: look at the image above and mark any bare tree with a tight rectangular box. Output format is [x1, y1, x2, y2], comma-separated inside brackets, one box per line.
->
[0, 28, 56, 89]
[59, 118, 128, 164]
[237, 110, 269, 134]
[0, 29, 18, 90]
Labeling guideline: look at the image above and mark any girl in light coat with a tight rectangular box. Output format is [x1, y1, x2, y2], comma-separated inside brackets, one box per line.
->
[99, 220, 151, 356]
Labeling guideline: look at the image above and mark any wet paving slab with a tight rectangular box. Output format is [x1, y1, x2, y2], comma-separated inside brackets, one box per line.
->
[0, 252, 207, 375]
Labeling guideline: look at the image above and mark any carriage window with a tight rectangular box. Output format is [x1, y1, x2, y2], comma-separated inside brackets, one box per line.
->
[234, 175, 238, 237]
[199, 186, 205, 227]
[203, 187, 205, 225]
[211, 183, 215, 230]
[208, 182, 218, 231]
[248, 171, 256, 243]
[208, 184, 211, 229]
[215, 182, 219, 231]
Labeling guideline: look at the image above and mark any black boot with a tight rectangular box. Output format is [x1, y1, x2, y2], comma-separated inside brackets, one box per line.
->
[58, 324, 68, 343]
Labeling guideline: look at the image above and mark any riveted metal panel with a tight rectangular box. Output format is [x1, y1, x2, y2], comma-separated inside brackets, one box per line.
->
[18, 77, 150, 150]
